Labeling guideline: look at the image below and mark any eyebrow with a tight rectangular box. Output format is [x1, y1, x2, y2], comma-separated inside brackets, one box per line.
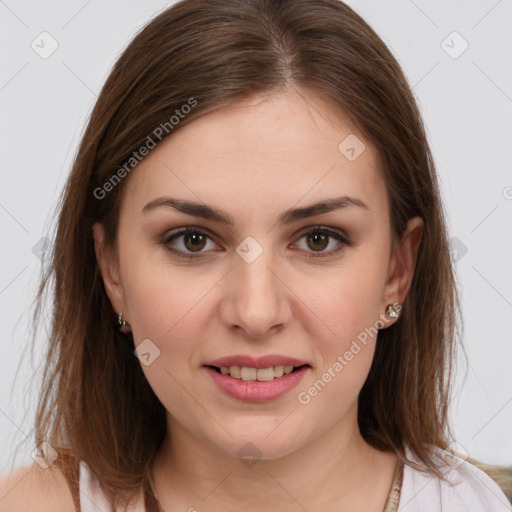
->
[142, 195, 369, 225]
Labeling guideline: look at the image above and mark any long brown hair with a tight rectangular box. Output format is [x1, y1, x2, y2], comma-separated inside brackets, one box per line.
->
[15, 0, 510, 509]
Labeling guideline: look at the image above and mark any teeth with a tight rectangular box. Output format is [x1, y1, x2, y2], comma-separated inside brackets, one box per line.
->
[240, 367, 257, 381]
[229, 366, 241, 379]
[254, 367, 274, 381]
[273, 366, 284, 378]
[217, 364, 300, 381]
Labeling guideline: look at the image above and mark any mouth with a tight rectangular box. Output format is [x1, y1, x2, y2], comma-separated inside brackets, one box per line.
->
[203, 363, 311, 402]
[205, 364, 311, 381]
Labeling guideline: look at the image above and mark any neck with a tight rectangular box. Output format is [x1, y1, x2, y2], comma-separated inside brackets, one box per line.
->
[151, 403, 398, 511]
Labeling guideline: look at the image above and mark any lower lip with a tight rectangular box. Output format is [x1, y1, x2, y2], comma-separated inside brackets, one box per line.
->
[204, 366, 310, 402]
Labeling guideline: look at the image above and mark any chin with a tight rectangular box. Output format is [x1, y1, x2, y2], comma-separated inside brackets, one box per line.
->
[210, 428, 307, 464]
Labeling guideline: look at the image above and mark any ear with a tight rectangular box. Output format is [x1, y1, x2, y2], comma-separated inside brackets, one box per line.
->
[381, 216, 424, 321]
[92, 222, 128, 320]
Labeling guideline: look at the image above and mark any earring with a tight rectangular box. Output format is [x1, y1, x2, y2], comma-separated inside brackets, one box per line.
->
[117, 312, 131, 331]
[385, 303, 400, 318]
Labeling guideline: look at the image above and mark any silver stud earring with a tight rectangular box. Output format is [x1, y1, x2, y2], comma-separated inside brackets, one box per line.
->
[385, 303, 400, 318]
[117, 312, 131, 331]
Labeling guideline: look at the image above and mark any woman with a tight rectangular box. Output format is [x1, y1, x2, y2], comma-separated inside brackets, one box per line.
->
[1, 0, 511, 511]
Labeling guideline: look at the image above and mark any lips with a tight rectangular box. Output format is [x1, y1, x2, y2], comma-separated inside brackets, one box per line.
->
[203, 354, 310, 369]
[204, 364, 310, 402]
[202, 354, 312, 402]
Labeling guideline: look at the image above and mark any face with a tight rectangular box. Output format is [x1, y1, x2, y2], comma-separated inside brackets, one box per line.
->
[93, 88, 422, 460]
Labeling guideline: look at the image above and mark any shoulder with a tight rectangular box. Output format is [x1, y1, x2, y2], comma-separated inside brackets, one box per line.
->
[0, 462, 76, 512]
[399, 445, 512, 511]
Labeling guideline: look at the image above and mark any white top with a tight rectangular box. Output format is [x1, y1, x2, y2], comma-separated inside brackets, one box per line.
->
[398, 445, 511, 511]
[78, 445, 511, 511]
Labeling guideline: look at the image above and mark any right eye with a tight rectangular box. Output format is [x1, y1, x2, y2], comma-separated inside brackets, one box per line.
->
[160, 227, 220, 258]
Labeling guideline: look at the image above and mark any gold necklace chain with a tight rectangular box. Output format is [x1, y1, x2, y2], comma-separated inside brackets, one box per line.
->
[383, 458, 404, 512]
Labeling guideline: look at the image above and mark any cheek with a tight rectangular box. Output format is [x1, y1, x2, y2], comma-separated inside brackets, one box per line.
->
[295, 276, 383, 418]
[124, 263, 215, 345]
[120, 260, 216, 422]
[295, 241, 390, 407]
[117, 230, 212, 340]
[304, 250, 389, 348]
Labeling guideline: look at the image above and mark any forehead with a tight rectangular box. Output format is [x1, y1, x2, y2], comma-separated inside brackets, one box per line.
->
[121, 89, 387, 219]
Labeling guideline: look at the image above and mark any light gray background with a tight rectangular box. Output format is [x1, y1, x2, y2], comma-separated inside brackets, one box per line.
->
[1, 0, 511, 472]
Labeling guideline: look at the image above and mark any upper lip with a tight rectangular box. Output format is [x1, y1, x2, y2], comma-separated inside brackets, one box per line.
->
[203, 354, 310, 369]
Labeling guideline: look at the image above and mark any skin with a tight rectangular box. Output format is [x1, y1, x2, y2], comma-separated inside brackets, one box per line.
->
[93, 87, 423, 511]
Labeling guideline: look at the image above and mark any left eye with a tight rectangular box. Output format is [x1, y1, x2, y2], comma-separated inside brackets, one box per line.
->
[292, 228, 350, 257]
[161, 226, 350, 258]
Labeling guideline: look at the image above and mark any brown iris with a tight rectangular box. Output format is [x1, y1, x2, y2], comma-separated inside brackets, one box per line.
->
[184, 233, 207, 252]
[306, 232, 329, 251]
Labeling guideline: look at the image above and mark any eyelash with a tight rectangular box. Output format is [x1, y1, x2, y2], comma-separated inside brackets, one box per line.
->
[160, 226, 352, 260]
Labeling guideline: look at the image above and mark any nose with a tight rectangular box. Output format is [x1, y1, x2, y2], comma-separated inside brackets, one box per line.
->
[219, 243, 289, 340]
